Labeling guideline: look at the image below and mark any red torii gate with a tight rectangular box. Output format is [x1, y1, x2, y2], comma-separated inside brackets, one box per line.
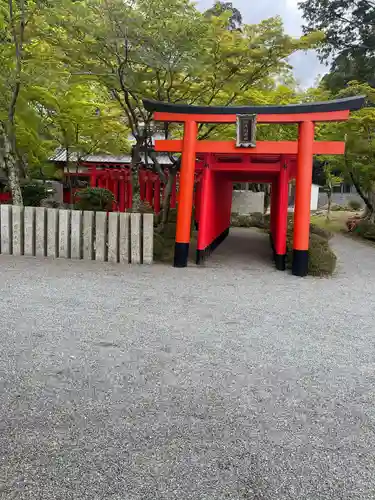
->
[144, 96, 364, 277]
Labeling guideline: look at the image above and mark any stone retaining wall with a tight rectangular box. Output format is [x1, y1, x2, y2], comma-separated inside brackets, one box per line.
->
[232, 191, 265, 214]
[0, 206, 153, 264]
[317, 192, 364, 208]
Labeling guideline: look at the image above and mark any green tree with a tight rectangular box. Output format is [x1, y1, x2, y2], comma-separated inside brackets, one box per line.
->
[317, 82, 375, 220]
[60, 0, 321, 220]
[299, 0, 375, 89]
[31, 78, 130, 204]
[204, 1, 243, 30]
[322, 165, 343, 220]
[0, 0, 69, 204]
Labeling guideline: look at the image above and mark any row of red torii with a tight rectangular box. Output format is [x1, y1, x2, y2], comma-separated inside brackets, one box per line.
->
[67, 95, 364, 276]
[70, 165, 184, 213]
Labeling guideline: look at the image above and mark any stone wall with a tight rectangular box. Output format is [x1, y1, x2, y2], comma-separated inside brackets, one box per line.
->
[0, 205, 153, 264]
[317, 192, 364, 208]
[232, 191, 264, 214]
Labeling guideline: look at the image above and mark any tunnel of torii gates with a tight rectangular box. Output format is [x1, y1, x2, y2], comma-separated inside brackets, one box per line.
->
[143, 95, 364, 277]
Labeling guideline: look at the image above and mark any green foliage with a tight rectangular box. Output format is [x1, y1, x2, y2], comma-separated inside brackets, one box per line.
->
[299, 0, 375, 89]
[231, 212, 266, 228]
[287, 232, 337, 276]
[310, 223, 333, 240]
[204, 1, 243, 30]
[348, 199, 362, 211]
[330, 204, 347, 211]
[363, 225, 375, 241]
[21, 181, 50, 207]
[74, 187, 114, 211]
[59, 0, 322, 148]
[352, 219, 375, 241]
[167, 209, 178, 223]
[316, 83, 375, 215]
[0, 0, 326, 211]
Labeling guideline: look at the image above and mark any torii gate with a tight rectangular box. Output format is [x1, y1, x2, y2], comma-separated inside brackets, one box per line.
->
[144, 96, 364, 277]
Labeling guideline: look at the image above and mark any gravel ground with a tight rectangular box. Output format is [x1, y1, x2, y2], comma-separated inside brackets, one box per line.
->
[0, 228, 375, 500]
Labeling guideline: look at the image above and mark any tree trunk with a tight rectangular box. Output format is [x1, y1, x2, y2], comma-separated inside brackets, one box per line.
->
[161, 169, 177, 226]
[349, 171, 374, 215]
[263, 184, 270, 214]
[130, 139, 142, 203]
[327, 190, 332, 221]
[364, 190, 375, 222]
[0, 122, 23, 205]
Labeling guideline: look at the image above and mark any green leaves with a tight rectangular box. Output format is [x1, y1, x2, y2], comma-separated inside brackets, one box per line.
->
[299, 0, 375, 88]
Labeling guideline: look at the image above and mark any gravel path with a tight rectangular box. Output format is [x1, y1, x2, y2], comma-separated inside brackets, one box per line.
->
[1, 228, 375, 500]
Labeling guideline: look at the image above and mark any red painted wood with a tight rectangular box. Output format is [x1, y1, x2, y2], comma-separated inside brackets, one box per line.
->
[171, 176, 177, 209]
[154, 110, 350, 124]
[145, 177, 154, 206]
[294, 122, 315, 251]
[89, 165, 97, 187]
[154, 140, 345, 155]
[270, 180, 278, 244]
[0, 192, 11, 203]
[275, 164, 289, 257]
[197, 168, 232, 251]
[118, 176, 125, 212]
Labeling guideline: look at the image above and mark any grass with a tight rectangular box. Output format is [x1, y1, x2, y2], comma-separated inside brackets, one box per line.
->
[311, 210, 375, 248]
[310, 211, 355, 234]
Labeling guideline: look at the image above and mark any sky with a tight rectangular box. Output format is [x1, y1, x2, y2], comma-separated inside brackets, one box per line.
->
[197, 0, 328, 88]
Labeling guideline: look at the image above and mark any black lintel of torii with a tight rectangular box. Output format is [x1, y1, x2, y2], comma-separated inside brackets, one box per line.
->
[143, 95, 365, 116]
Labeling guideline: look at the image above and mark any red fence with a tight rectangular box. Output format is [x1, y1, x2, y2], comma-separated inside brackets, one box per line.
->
[0, 165, 204, 215]
[0, 193, 11, 203]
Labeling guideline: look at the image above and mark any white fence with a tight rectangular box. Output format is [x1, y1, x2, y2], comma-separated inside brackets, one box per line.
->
[0, 206, 153, 264]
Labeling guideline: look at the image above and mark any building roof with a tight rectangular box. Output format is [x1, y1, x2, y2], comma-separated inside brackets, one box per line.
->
[50, 148, 174, 165]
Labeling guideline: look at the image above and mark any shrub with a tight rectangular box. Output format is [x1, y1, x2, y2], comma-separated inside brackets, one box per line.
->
[21, 181, 50, 206]
[307, 233, 337, 276]
[331, 204, 346, 211]
[353, 219, 375, 240]
[353, 219, 373, 236]
[168, 208, 178, 223]
[364, 225, 375, 241]
[162, 222, 177, 240]
[348, 199, 362, 211]
[74, 187, 115, 211]
[231, 212, 266, 229]
[286, 232, 337, 276]
[310, 223, 333, 240]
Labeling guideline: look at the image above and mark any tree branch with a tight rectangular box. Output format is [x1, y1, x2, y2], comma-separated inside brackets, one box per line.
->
[8, 0, 25, 128]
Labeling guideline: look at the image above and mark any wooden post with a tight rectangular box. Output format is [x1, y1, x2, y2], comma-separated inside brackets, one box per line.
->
[145, 175, 153, 207]
[171, 176, 177, 209]
[118, 173, 126, 212]
[174, 120, 197, 267]
[274, 162, 289, 270]
[270, 180, 278, 252]
[90, 165, 97, 187]
[293, 121, 314, 276]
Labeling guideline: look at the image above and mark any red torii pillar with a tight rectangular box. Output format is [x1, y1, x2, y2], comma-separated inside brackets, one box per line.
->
[274, 160, 290, 271]
[174, 120, 197, 267]
[292, 121, 314, 277]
